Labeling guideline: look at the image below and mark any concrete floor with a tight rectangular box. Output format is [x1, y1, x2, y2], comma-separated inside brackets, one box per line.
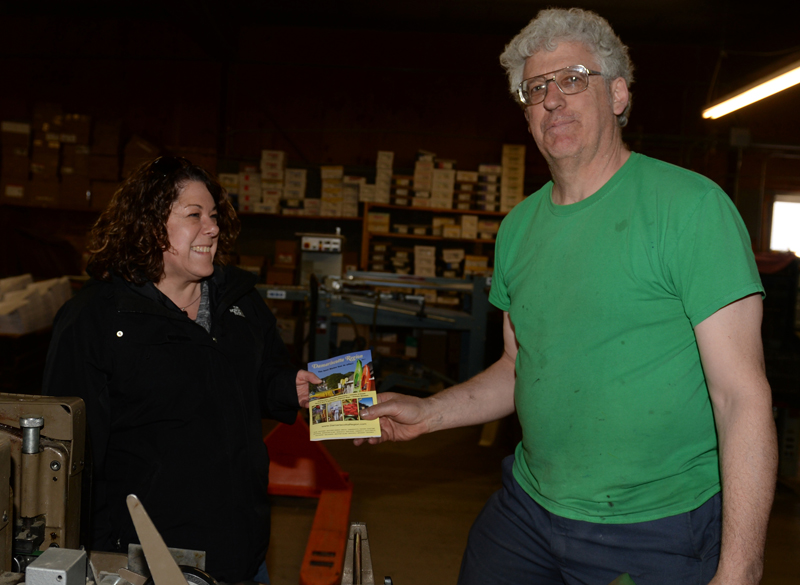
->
[264, 418, 800, 585]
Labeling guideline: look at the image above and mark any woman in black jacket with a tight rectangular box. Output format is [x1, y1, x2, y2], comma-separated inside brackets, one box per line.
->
[43, 156, 319, 584]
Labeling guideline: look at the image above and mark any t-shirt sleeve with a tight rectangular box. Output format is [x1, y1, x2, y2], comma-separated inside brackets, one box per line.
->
[665, 186, 764, 327]
[488, 217, 512, 312]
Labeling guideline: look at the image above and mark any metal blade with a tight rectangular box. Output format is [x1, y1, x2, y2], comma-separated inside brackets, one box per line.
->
[126, 494, 188, 585]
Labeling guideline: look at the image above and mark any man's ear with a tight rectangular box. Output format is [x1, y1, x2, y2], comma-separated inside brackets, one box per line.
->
[610, 77, 629, 116]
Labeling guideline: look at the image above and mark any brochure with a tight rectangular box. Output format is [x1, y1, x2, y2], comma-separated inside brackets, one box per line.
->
[308, 350, 381, 441]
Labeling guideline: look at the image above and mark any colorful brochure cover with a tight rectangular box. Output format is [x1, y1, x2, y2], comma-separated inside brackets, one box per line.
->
[308, 350, 380, 441]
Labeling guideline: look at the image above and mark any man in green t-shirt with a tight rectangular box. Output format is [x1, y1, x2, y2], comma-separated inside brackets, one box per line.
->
[359, 8, 776, 585]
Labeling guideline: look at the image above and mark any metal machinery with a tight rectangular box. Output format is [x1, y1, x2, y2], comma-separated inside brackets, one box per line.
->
[0, 394, 85, 574]
[299, 233, 345, 288]
[0, 393, 356, 585]
[259, 271, 493, 383]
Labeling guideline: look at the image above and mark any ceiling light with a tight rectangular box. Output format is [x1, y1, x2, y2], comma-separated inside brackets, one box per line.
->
[702, 58, 800, 119]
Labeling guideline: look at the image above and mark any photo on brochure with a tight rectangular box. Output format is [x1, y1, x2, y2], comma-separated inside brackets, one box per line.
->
[307, 350, 380, 441]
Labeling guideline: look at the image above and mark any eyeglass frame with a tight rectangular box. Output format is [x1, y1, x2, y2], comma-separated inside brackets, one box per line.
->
[516, 64, 603, 106]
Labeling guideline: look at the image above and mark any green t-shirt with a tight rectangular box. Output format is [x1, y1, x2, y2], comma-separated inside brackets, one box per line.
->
[489, 152, 763, 523]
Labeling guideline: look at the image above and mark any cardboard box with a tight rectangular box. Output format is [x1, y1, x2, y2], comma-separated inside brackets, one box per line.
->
[89, 154, 120, 181]
[29, 179, 60, 206]
[367, 212, 390, 233]
[464, 255, 490, 276]
[61, 114, 91, 145]
[123, 135, 159, 177]
[442, 225, 462, 238]
[30, 162, 58, 181]
[320, 165, 344, 179]
[477, 219, 501, 234]
[274, 240, 297, 268]
[91, 120, 121, 155]
[266, 266, 295, 286]
[218, 173, 239, 191]
[1, 154, 30, 180]
[442, 248, 466, 263]
[33, 102, 62, 130]
[376, 150, 394, 169]
[1, 121, 31, 148]
[1, 180, 27, 204]
[90, 180, 119, 210]
[168, 147, 217, 174]
[61, 144, 90, 176]
[60, 175, 91, 208]
[260, 150, 286, 164]
[304, 199, 321, 215]
[460, 215, 478, 239]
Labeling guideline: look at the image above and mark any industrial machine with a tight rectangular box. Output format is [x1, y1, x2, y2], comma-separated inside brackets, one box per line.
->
[0, 394, 85, 573]
[259, 271, 493, 383]
[0, 394, 356, 585]
[299, 232, 346, 287]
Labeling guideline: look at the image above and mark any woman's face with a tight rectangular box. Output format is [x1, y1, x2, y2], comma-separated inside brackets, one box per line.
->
[161, 181, 219, 286]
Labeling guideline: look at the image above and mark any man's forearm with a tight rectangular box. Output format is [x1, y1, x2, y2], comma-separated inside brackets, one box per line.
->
[424, 351, 517, 433]
[712, 388, 777, 584]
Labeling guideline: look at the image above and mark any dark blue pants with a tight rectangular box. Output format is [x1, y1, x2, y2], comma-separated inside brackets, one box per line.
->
[458, 456, 721, 585]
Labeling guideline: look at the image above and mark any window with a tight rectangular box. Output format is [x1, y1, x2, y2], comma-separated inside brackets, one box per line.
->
[770, 194, 800, 255]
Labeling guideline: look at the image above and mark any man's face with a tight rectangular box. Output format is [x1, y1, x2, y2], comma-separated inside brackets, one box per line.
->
[522, 41, 627, 164]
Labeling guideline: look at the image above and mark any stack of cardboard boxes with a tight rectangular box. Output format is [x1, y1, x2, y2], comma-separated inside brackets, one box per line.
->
[413, 245, 436, 277]
[87, 120, 123, 210]
[1, 122, 31, 204]
[374, 150, 393, 204]
[320, 166, 344, 216]
[265, 240, 297, 286]
[412, 153, 434, 206]
[390, 175, 413, 206]
[430, 167, 456, 209]
[283, 167, 308, 214]
[454, 171, 478, 210]
[260, 150, 284, 213]
[341, 175, 363, 217]
[368, 241, 391, 272]
[122, 135, 159, 178]
[501, 144, 526, 212]
[218, 172, 240, 207]
[0, 105, 165, 211]
[475, 164, 503, 212]
[238, 167, 262, 212]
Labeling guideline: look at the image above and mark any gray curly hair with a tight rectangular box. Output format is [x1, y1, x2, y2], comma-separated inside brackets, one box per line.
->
[500, 7, 634, 127]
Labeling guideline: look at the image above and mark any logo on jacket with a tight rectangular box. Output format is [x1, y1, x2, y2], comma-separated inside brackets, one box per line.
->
[229, 306, 245, 318]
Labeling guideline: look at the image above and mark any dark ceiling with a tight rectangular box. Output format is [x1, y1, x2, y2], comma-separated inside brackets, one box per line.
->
[4, 0, 798, 93]
[3, 0, 799, 49]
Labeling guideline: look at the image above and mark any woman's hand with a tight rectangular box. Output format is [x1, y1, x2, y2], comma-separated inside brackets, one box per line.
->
[295, 370, 321, 408]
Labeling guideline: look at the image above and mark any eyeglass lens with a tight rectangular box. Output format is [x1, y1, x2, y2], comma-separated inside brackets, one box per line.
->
[521, 66, 591, 105]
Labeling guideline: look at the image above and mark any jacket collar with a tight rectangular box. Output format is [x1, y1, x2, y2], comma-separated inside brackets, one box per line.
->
[109, 265, 256, 319]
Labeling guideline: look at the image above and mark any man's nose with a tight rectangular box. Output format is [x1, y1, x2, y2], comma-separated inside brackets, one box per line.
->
[542, 78, 565, 109]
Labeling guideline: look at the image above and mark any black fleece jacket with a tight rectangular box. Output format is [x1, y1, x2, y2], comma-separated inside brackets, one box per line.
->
[43, 266, 299, 583]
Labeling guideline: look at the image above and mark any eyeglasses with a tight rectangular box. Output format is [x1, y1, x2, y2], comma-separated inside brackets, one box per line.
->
[517, 64, 602, 106]
[149, 156, 191, 178]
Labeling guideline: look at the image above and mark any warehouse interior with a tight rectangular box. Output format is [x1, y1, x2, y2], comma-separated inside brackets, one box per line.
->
[1, 0, 800, 583]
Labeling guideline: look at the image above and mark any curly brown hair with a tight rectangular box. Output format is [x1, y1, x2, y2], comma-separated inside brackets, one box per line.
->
[87, 157, 241, 284]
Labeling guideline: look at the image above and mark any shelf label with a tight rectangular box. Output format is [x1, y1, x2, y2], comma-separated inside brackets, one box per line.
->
[267, 289, 287, 299]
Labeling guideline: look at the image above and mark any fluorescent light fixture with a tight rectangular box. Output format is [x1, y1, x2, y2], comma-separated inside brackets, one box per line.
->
[703, 58, 800, 119]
